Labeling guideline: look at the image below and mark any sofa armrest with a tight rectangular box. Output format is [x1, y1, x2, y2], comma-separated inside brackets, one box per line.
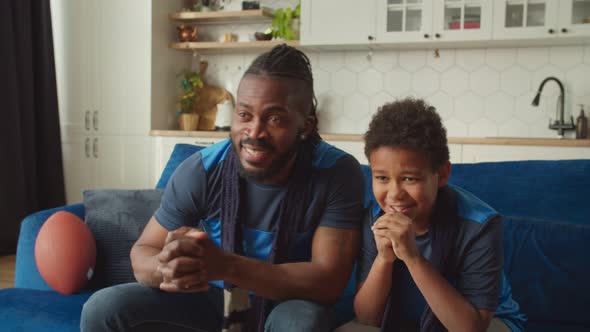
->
[14, 204, 85, 290]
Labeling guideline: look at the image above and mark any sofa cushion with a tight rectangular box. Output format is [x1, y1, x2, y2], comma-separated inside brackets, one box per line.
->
[450, 160, 590, 225]
[0, 288, 93, 332]
[84, 189, 163, 288]
[503, 216, 590, 328]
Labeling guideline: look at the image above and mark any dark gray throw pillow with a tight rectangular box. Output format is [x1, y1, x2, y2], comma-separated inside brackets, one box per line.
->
[83, 189, 163, 288]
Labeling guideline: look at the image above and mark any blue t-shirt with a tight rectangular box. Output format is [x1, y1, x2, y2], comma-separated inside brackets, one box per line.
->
[358, 185, 526, 332]
[155, 139, 365, 288]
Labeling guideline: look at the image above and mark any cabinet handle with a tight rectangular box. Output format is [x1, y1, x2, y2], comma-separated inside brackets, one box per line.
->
[85, 137, 91, 158]
[85, 111, 91, 131]
[561, 28, 568, 33]
[548, 29, 555, 34]
[93, 110, 99, 131]
[424, 34, 430, 39]
[368, 35, 374, 41]
[435, 33, 441, 38]
[93, 138, 98, 158]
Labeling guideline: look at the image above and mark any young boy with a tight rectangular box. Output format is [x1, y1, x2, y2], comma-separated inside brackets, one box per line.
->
[353, 98, 525, 332]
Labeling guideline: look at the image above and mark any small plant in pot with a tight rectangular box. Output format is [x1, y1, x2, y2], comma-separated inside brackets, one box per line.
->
[176, 70, 204, 131]
[270, 2, 300, 40]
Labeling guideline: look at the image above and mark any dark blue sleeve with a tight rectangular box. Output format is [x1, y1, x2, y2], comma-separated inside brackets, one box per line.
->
[457, 215, 503, 310]
[318, 155, 365, 229]
[357, 209, 377, 284]
[154, 152, 207, 231]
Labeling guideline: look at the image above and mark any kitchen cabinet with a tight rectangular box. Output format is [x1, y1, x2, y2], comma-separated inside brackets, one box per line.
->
[301, 0, 493, 46]
[51, 0, 153, 204]
[300, 0, 377, 46]
[377, 0, 493, 43]
[493, 0, 590, 40]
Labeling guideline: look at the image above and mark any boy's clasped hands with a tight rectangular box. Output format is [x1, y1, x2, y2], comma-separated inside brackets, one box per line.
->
[372, 212, 420, 265]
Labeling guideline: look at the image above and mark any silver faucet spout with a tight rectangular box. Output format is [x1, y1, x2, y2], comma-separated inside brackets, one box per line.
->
[531, 76, 575, 136]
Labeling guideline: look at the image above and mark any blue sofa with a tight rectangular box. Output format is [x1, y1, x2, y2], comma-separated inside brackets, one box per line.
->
[1, 143, 589, 332]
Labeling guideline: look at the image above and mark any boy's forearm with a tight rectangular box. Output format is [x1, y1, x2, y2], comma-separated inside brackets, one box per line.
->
[406, 256, 490, 331]
[354, 257, 394, 326]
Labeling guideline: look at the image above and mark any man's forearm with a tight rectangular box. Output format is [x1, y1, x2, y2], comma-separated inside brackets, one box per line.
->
[130, 244, 163, 288]
[223, 253, 351, 305]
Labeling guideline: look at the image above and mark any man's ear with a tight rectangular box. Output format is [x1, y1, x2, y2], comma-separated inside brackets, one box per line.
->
[300, 114, 315, 139]
[437, 161, 451, 188]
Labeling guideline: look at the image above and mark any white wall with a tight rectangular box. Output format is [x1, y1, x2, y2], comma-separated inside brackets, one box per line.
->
[201, 45, 590, 139]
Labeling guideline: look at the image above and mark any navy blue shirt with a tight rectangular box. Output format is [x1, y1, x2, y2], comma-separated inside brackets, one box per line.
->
[358, 185, 526, 331]
[155, 139, 365, 288]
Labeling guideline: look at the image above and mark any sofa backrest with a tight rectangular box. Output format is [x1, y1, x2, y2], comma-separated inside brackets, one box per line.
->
[450, 160, 590, 329]
[156, 144, 205, 189]
[366, 159, 590, 330]
[449, 159, 590, 226]
[161, 147, 590, 329]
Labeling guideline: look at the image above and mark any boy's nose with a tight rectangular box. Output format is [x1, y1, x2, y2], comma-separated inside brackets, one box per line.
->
[387, 182, 407, 202]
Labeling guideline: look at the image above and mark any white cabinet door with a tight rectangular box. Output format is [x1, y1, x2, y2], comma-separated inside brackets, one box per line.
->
[53, 0, 153, 202]
[52, 0, 93, 204]
[301, 0, 377, 46]
[493, 0, 559, 39]
[92, 136, 153, 190]
[432, 0, 493, 41]
[377, 0, 492, 43]
[61, 135, 86, 204]
[558, 0, 590, 36]
[377, 0, 434, 43]
[98, 0, 151, 136]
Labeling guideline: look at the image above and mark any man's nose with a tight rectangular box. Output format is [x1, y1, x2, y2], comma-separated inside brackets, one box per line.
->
[245, 119, 267, 139]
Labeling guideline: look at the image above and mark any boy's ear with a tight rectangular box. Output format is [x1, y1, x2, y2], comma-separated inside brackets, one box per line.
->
[437, 161, 451, 188]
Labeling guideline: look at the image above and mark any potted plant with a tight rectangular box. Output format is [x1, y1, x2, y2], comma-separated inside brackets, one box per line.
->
[270, 2, 300, 40]
[176, 70, 203, 131]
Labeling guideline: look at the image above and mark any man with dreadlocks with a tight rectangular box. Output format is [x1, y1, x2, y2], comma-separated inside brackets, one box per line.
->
[80, 44, 364, 332]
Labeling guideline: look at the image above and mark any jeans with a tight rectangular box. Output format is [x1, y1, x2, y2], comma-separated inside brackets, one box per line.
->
[81, 283, 334, 332]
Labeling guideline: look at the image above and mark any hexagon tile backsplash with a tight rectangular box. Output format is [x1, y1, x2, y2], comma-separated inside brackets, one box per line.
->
[201, 45, 590, 138]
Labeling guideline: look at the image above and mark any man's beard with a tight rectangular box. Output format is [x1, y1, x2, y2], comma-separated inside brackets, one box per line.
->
[233, 136, 301, 182]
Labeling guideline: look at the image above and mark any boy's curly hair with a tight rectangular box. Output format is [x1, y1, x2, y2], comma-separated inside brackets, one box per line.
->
[364, 97, 449, 170]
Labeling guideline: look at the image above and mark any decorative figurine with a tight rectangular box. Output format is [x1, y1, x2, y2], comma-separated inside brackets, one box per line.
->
[177, 25, 198, 42]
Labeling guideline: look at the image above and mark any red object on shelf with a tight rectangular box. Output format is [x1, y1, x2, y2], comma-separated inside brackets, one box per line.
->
[448, 21, 481, 30]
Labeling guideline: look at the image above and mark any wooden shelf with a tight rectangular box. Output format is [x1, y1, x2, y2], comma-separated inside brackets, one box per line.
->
[169, 40, 300, 53]
[169, 9, 272, 24]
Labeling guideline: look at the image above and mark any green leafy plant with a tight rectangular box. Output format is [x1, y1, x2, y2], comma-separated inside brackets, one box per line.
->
[270, 2, 300, 40]
[176, 70, 203, 115]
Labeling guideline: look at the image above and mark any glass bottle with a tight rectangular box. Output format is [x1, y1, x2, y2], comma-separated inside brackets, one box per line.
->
[576, 105, 588, 139]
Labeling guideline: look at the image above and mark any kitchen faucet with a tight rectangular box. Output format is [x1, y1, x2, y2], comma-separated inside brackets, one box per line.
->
[531, 76, 575, 137]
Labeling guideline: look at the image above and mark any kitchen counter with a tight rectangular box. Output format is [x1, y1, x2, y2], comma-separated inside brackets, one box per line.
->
[150, 130, 590, 147]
